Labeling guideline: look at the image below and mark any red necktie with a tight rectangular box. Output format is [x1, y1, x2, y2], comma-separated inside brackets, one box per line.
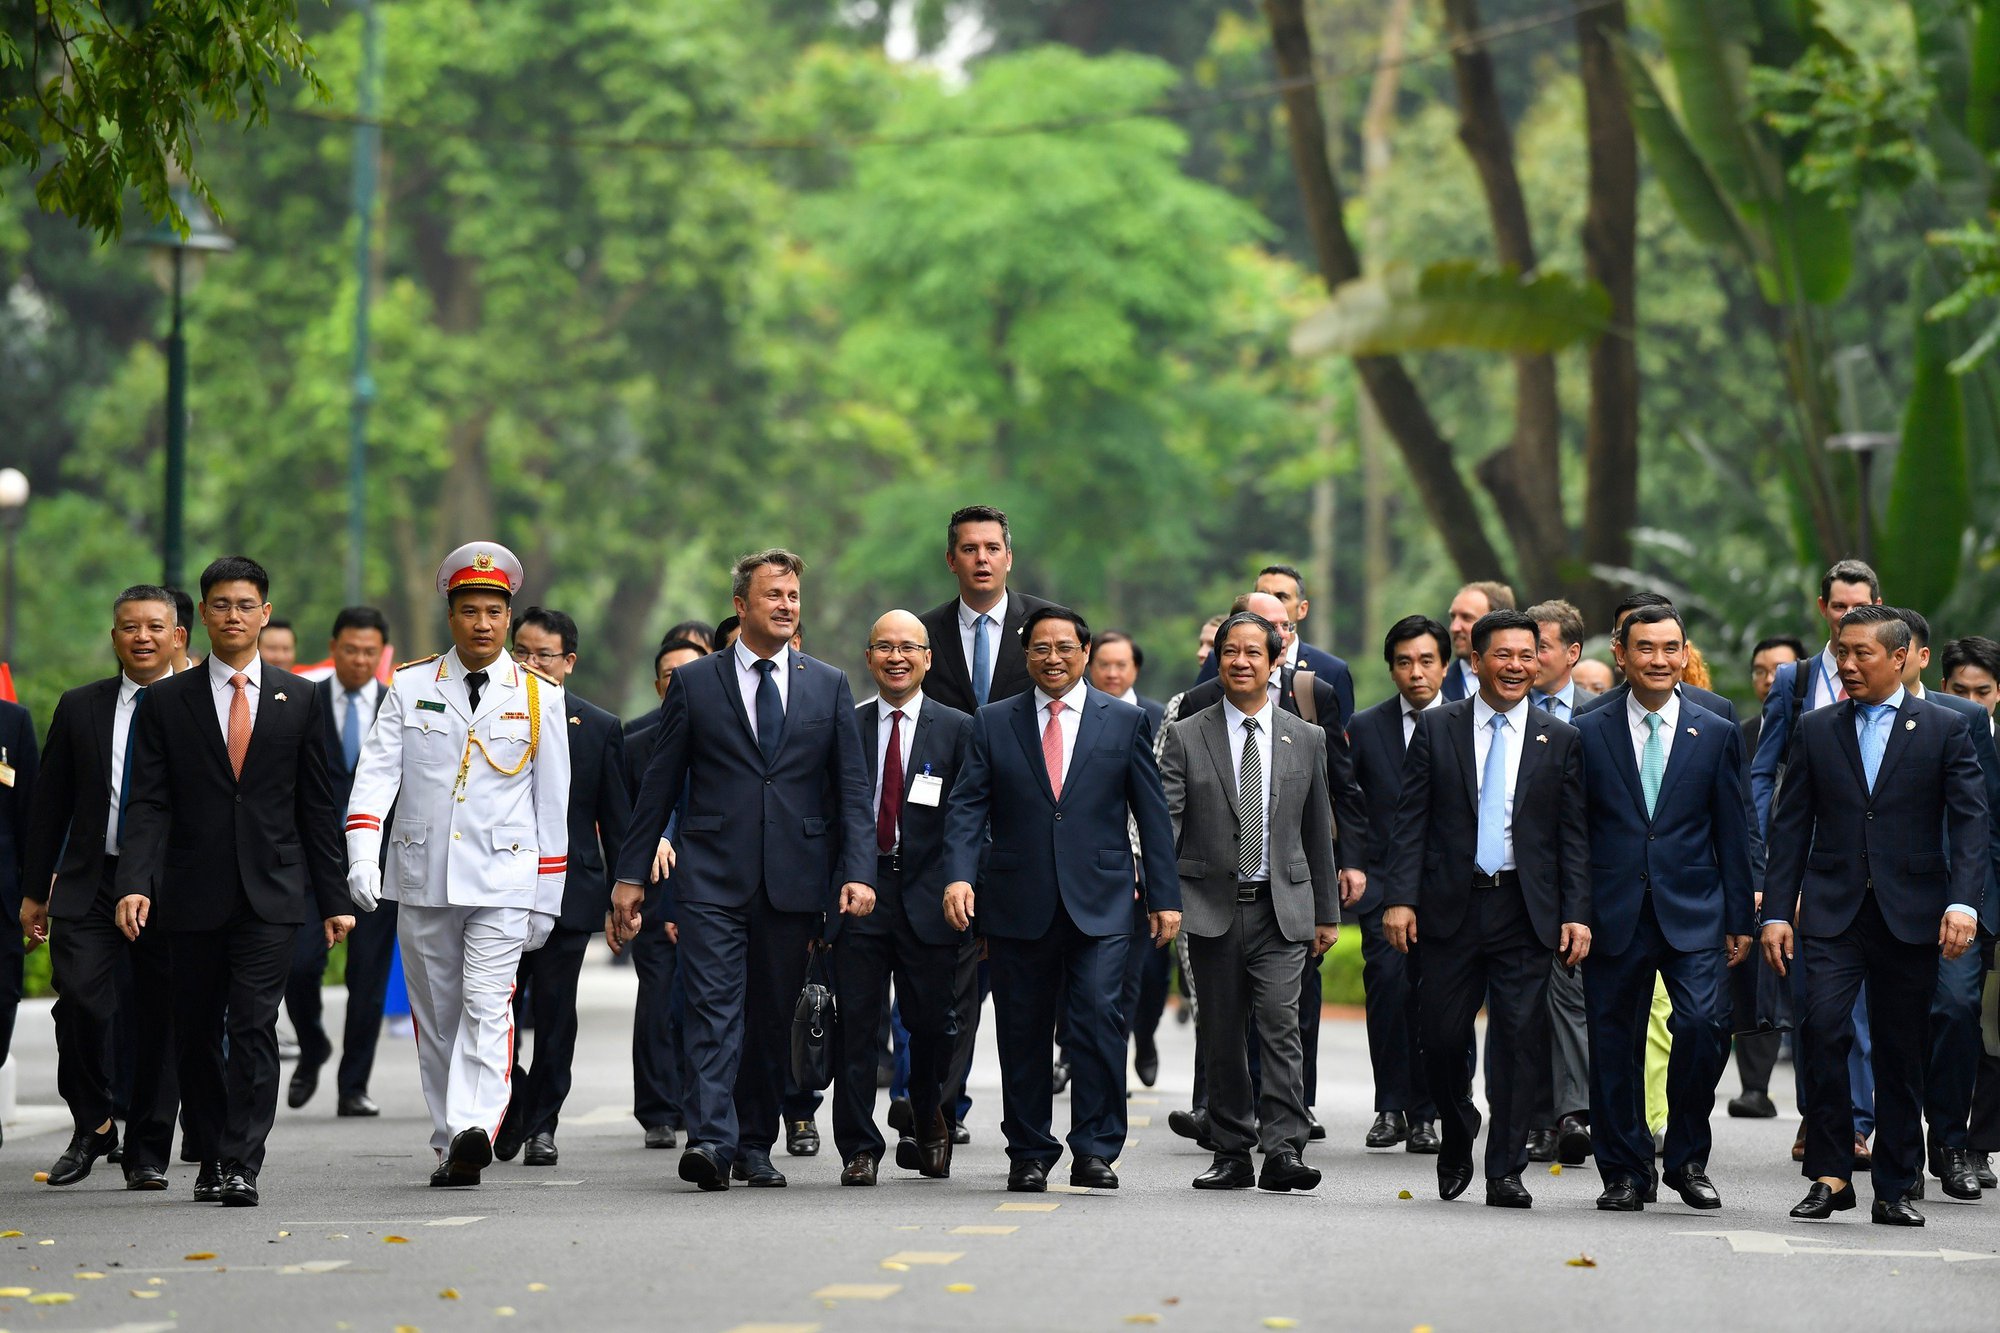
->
[877, 708, 904, 854]
[1042, 699, 1066, 800]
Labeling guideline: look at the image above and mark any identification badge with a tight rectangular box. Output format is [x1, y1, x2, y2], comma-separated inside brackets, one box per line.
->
[416, 699, 447, 713]
[909, 773, 945, 807]
[0, 762, 13, 789]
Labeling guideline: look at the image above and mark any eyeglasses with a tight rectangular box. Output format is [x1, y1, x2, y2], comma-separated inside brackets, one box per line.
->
[1027, 642, 1084, 660]
[207, 599, 264, 616]
[512, 649, 567, 666]
[867, 642, 929, 656]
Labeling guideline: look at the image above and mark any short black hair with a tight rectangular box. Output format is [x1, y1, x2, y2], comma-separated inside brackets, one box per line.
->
[199, 555, 270, 601]
[113, 584, 176, 622]
[332, 606, 391, 641]
[1820, 558, 1882, 603]
[1751, 634, 1808, 662]
[1257, 564, 1306, 598]
[514, 606, 579, 657]
[947, 504, 1011, 553]
[1021, 604, 1090, 651]
[1891, 606, 1931, 650]
[1383, 614, 1449, 665]
[1091, 630, 1144, 672]
[1615, 603, 1686, 643]
[168, 588, 195, 633]
[1942, 635, 2000, 681]
[713, 614, 741, 645]
[655, 636, 709, 676]
[264, 617, 294, 635]
[1213, 611, 1283, 662]
[661, 619, 713, 650]
[1839, 603, 1910, 650]
[1470, 609, 1540, 655]
[1611, 590, 1674, 626]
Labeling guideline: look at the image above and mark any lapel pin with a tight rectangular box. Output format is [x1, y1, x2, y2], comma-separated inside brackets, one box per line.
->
[569, 716, 582, 725]
[1535, 734, 1548, 744]
[274, 692, 288, 702]
[1686, 727, 1697, 737]
[1905, 719, 1916, 731]
[1281, 735, 1293, 745]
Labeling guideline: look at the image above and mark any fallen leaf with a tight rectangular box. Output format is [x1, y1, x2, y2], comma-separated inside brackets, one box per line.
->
[277, 1231, 291, 1238]
[184, 1252, 216, 1261]
[0, 1229, 21, 1237]
[37, 1239, 54, 1246]
[1397, 1189, 1413, 1199]
[327, 1233, 349, 1240]
[440, 1287, 460, 1299]
[1263, 1321, 1300, 1330]
[946, 1283, 976, 1293]
[494, 1307, 517, 1317]
[29, 1292, 76, 1304]
[880, 1261, 910, 1272]
[384, 1235, 410, 1244]
[1164, 1297, 1181, 1306]
[1566, 1254, 1597, 1268]
[394, 1326, 421, 1333]
[1125, 1317, 1162, 1326]
[75, 1271, 105, 1279]
[1549, 1164, 1562, 1176]
[0, 1286, 31, 1296]
[1414, 1326, 1435, 1333]
[526, 1282, 549, 1292]
[32, 1172, 48, 1182]
[147, 1277, 165, 1285]
[132, 1289, 161, 1298]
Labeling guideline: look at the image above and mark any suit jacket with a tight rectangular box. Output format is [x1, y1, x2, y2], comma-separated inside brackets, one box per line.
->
[617, 647, 874, 913]
[1195, 641, 1356, 728]
[1440, 658, 1475, 702]
[854, 696, 973, 946]
[1577, 695, 1754, 955]
[559, 694, 633, 933]
[916, 590, 1056, 716]
[0, 700, 33, 908]
[22, 677, 117, 918]
[1383, 696, 1591, 950]
[1346, 694, 1419, 911]
[1748, 659, 1814, 836]
[1764, 693, 1989, 944]
[318, 681, 391, 863]
[115, 664, 346, 930]
[1577, 679, 1739, 728]
[942, 684, 1178, 939]
[1136, 693, 1166, 737]
[1159, 702, 1337, 942]
[1923, 689, 2000, 934]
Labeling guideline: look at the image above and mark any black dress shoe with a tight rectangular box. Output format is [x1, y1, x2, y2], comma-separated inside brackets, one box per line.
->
[1907, 1176, 1925, 1201]
[678, 1145, 729, 1191]
[840, 1153, 878, 1186]
[431, 1127, 491, 1187]
[1135, 1038, 1159, 1088]
[194, 1160, 224, 1202]
[1168, 1108, 1215, 1149]
[1007, 1159, 1050, 1193]
[887, 1097, 914, 1135]
[786, 1119, 820, 1157]
[107, 1142, 123, 1164]
[1192, 1155, 1255, 1190]
[915, 1111, 953, 1179]
[1937, 1146, 1983, 1200]
[125, 1165, 169, 1191]
[1873, 1197, 1926, 1226]
[1727, 1089, 1778, 1118]
[1307, 1111, 1326, 1141]
[1052, 1059, 1073, 1095]
[287, 1040, 330, 1109]
[524, 1133, 558, 1166]
[493, 1114, 526, 1162]
[1789, 1181, 1857, 1219]
[1486, 1174, 1533, 1209]
[1259, 1148, 1322, 1192]
[1975, 1151, 1997, 1190]
[1406, 1119, 1441, 1154]
[1556, 1114, 1592, 1166]
[220, 1165, 259, 1207]
[1525, 1128, 1558, 1163]
[895, 1135, 922, 1172]
[645, 1125, 678, 1149]
[336, 1094, 380, 1118]
[1596, 1179, 1645, 1211]
[1366, 1111, 1408, 1149]
[1663, 1164, 1722, 1210]
[1071, 1155, 1119, 1189]
[46, 1124, 120, 1187]
[742, 1149, 788, 1187]
[1438, 1160, 1475, 1201]
[950, 1120, 971, 1146]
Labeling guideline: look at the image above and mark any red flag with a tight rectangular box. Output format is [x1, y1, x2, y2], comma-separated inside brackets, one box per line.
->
[0, 662, 14, 703]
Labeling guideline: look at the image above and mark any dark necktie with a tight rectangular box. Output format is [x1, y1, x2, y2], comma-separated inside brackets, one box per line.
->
[116, 686, 148, 847]
[754, 658, 784, 767]
[877, 708, 904, 854]
[466, 669, 489, 714]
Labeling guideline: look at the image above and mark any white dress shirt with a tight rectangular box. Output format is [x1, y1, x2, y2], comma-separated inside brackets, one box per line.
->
[209, 652, 263, 742]
[958, 593, 1008, 681]
[1809, 643, 1844, 710]
[1471, 693, 1529, 872]
[331, 678, 384, 750]
[1625, 686, 1680, 773]
[1224, 696, 1275, 881]
[1401, 691, 1444, 747]
[1034, 678, 1088, 785]
[108, 667, 173, 854]
[734, 639, 791, 739]
[874, 692, 923, 850]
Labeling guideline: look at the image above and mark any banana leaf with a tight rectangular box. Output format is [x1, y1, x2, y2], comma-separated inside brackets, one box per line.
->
[1880, 294, 1970, 613]
[1289, 261, 1611, 359]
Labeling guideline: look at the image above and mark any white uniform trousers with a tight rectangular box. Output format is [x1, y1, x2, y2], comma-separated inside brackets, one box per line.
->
[398, 903, 528, 1151]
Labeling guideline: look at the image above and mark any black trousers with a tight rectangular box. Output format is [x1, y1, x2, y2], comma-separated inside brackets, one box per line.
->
[1418, 883, 1552, 1181]
[829, 861, 958, 1163]
[1360, 903, 1433, 1117]
[1968, 943, 2000, 1154]
[286, 922, 333, 1062]
[1799, 891, 1936, 1200]
[49, 875, 179, 1169]
[504, 926, 591, 1138]
[284, 898, 398, 1098]
[0, 884, 20, 1069]
[939, 932, 987, 1125]
[629, 919, 684, 1131]
[170, 908, 298, 1176]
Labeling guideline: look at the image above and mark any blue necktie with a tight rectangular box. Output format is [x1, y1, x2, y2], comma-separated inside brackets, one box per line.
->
[1859, 701, 1892, 791]
[116, 685, 147, 848]
[1476, 713, 1508, 876]
[1538, 694, 1562, 722]
[754, 658, 784, 768]
[343, 690, 363, 771]
[971, 613, 993, 707]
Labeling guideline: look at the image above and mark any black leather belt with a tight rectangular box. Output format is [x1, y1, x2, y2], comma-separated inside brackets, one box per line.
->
[1469, 870, 1520, 891]
[1236, 881, 1270, 903]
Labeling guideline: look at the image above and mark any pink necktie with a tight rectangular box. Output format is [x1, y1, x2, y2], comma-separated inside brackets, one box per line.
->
[227, 673, 251, 779]
[1042, 700, 1065, 800]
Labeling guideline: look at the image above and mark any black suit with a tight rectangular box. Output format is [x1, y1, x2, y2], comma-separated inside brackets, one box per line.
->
[1576, 679, 1740, 727]
[620, 709, 686, 1134]
[830, 695, 973, 1165]
[116, 663, 347, 1178]
[0, 699, 37, 1075]
[1764, 692, 1989, 1200]
[1386, 697, 1591, 1181]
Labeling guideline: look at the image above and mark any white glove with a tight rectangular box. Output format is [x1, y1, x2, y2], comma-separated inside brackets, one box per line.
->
[524, 910, 557, 953]
[346, 861, 382, 913]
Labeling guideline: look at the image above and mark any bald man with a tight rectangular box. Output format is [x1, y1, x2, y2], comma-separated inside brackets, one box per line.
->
[831, 612, 977, 1185]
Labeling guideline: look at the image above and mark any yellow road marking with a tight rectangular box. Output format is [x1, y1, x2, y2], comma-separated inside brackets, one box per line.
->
[949, 1225, 1019, 1235]
[881, 1251, 964, 1266]
[812, 1283, 901, 1300]
[996, 1202, 1061, 1212]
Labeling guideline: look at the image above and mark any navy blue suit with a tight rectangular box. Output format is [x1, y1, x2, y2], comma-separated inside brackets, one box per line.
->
[619, 647, 874, 1162]
[1194, 641, 1355, 728]
[942, 684, 1176, 1165]
[1347, 695, 1433, 1118]
[1576, 679, 1739, 727]
[1765, 691, 1989, 1200]
[1577, 694, 1753, 1187]
[1439, 658, 1475, 702]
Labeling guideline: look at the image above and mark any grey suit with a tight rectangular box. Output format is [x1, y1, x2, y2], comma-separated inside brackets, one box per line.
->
[1160, 703, 1338, 1157]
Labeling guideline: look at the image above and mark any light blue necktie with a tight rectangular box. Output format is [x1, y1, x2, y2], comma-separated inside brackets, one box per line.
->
[971, 613, 993, 707]
[1640, 712, 1665, 818]
[342, 690, 363, 771]
[1859, 701, 1892, 791]
[1476, 713, 1508, 876]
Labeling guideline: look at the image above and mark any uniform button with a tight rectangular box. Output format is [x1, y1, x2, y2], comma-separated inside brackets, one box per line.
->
[511, 843, 519, 851]
[453, 832, 461, 840]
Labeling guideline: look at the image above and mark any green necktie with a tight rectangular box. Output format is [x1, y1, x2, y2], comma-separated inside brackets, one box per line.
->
[1640, 711, 1665, 818]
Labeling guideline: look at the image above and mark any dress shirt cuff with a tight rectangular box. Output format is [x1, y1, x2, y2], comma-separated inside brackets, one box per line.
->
[1946, 903, 1977, 919]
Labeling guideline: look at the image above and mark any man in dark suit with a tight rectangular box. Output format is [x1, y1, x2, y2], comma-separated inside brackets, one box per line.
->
[1382, 609, 1591, 1208]
[115, 556, 352, 1207]
[1439, 582, 1516, 703]
[1578, 605, 1755, 1211]
[1764, 605, 1989, 1225]
[1346, 615, 1449, 1153]
[494, 608, 632, 1168]
[1575, 592, 1741, 728]
[610, 549, 874, 1191]
[831, 611, 973, 1185]
[23, 587, 174, 1188]
[942, 605, 1179, 1192]
[285, 605, 395, 1117]
[917, 504, 1056, 1141]
[1191, 566, 1357, 726]
[0, 690, 36, 1124]
[1162, 611, 1338, 1192]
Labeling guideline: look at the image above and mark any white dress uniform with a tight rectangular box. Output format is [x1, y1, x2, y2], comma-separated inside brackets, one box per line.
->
[344, 546, 570, 1160]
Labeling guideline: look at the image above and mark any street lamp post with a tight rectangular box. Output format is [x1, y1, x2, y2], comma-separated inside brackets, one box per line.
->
[128, 185, 236, 592]
[0, 467, 27, 665]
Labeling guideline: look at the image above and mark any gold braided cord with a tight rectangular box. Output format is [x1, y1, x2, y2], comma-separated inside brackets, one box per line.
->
[452, 673, 542, 798]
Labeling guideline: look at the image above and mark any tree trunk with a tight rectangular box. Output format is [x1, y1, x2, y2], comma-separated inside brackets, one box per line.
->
[1359, 0, 1415, 655]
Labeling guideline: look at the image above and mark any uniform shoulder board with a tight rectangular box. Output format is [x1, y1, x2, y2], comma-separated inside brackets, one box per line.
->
[395, 653, 443, 672]
[522, 663, 561, 687]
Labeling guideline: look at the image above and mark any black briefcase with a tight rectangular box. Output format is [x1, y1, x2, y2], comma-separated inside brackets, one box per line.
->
[790, 941, 839, 1091]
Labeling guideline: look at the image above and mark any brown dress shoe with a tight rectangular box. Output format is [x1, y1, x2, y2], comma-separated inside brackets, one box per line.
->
[1791, 1122, 1807, 1163]
[840, 1153, 877, 1186]
[916, 1110, 953, 1179]
[1853, 1134, 1873, 1169]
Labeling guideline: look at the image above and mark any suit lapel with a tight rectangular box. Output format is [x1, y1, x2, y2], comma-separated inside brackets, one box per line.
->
[714, 650, 758, 753]
[1452, 704, 1478, 814]
[1062, 690, 1110, 806]
[1598, 705, 1647, 818]
[1870, 693, 1922, 795]
[1832, 698, 1869, 791]
[239, 672, 291, 779]
[769, 653, 814, 764]
[1009, 693, 1057, 805]
[859, 704, 879, 784]
[181, 669, 235, 776]
[932, 606, 974, 709]
[1199, 705, 1236, 821]
[903, 708, 934, 798]
[992, 597, 1028, 701]
[89, 677, 118, 782]
[1516, 704, 1550, 792]
[1651, 701, 1705, 814]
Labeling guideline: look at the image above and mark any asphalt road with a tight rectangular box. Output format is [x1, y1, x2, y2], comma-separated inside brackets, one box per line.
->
[3, 949, 1998, 1332]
